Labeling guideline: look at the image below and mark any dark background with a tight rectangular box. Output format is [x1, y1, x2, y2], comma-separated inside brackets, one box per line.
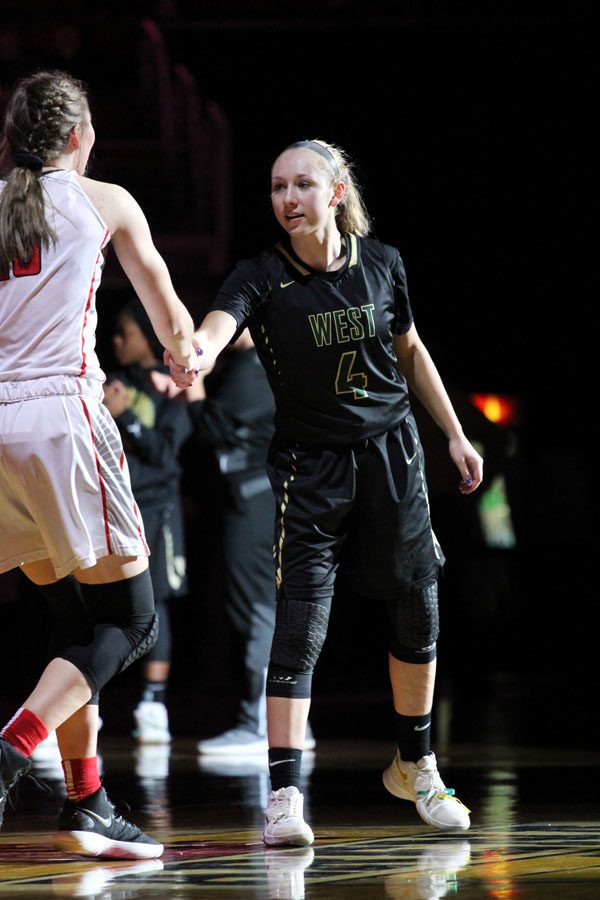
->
[1, 2, 596, 747]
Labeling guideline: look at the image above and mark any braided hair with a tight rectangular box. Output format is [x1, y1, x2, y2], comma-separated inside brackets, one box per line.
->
[0, 70, 89, 270]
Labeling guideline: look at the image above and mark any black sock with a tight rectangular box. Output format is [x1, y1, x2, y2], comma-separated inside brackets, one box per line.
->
[142, 681, 167, 704]
[268, 747, 303, 791]
[395, 711, 432, 762]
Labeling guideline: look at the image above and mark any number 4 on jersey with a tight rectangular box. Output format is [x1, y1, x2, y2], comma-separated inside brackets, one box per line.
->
[0, 246, 42, 281]
[335, 350, 368, 399]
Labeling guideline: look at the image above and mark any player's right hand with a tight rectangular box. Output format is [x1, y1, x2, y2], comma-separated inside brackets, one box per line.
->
[163, 349, 198, 387]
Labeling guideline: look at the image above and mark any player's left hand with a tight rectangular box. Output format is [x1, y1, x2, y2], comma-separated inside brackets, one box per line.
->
[448, 435, 484, 494]
[163, 349, 198, 388]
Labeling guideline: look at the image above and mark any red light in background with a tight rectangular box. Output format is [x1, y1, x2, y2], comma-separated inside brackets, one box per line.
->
[470, 394, 521, 427]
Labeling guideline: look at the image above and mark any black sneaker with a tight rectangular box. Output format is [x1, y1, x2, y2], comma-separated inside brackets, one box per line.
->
[0, 737, 32, 829]
[53, 786, 164, 859]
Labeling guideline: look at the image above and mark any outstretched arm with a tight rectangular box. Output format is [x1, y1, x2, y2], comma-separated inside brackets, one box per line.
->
[167, 310, 239, 387]
[394, 325, 483, 494]
[78, 177, 197, 373]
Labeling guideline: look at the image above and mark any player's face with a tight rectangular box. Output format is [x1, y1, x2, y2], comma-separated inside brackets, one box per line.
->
[112, 314, 153, 367]
[271, 150, 337, 236]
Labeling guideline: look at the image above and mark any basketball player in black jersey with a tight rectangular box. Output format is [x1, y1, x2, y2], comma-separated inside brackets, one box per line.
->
[168, 139, 483, 846]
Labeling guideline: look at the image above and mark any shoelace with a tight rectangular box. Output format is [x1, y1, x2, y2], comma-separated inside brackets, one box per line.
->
[416, 765, 455, 800]
[99, 787, 135, 823]
[268, 790, 297, 822]
[417, 787, 457, 799]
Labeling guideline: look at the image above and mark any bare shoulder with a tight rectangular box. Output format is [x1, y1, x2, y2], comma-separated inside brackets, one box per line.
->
[75, 175, 139, 232]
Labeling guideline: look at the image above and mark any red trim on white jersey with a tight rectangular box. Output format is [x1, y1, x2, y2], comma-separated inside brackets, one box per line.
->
[79, 397, 112, 554]
[79, 228, 110, 376]
[133, 502, 150, 555]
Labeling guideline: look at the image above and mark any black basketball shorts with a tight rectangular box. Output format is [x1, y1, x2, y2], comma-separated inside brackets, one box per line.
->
[266, 412, 445, 601]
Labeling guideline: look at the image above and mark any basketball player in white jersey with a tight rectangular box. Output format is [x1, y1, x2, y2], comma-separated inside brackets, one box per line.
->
[0, 70, 197, 858]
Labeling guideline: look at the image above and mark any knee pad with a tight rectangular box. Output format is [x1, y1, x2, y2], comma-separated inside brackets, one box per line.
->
[37, 575, 94, 656]
[61, 569, 157, 695]
[270, 593, 332, 672]
[145, 601, 172, 663]
[266, 662, 313, 699]
[266, 593, 332, 698]
[387, 581, 439, 664]
[38, 576, 98, 704]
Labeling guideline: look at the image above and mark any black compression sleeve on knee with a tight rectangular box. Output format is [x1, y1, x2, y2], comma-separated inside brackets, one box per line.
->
[60, 569, 157, 695]
[38, 577, 98, 704]
[145, 600, 171, 663]
[266, 663, 313, 699]
[387, 581, 439, 664]
[270, 594, 332, 672]
[37, 575, 93, 660]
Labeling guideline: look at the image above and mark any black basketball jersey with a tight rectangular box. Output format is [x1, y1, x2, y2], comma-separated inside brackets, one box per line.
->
[212, 233, 414, 445]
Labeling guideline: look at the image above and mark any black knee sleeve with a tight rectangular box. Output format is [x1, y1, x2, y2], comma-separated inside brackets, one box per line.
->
[37, 576, 100, 704]
[387, 581, 439, 664]
[60, 569, 157, 696]
[266, 593, 332, 699]
[37, 575, 93, 657]
[145, 600, 171, 663]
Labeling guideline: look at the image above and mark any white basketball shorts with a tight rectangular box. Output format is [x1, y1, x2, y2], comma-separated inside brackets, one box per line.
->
[0, 376, 149, 579]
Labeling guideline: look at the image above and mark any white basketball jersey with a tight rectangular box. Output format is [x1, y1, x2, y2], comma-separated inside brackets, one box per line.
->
[0, 170, 110, 383]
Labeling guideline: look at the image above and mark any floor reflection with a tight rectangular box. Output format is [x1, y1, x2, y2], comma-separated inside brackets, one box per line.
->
[1, 739, 599, 898]
[50, 859, 164, 897]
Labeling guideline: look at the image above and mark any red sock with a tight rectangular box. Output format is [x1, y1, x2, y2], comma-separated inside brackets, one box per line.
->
[62, 757, 102, 801]
[0, 707, 48, 757]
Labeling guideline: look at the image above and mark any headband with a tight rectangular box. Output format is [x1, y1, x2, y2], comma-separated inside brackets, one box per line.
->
[12, 150, 44, 171]
[286, 140, 340, 180]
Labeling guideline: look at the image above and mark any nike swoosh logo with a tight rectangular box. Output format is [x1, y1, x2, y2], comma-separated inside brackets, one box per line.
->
[414, 723, 430, 731]
[406, 452, 417, 464]
[269, 759, 296, 767]
[79, 807, 113, 828]
[280, 280, 295, 288]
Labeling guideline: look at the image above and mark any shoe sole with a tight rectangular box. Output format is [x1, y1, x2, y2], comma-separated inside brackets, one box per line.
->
[415, 800, 470, 831]
[382, 764, 415, 802]
[383, 765, 470, 831]
[134, 735, 171, 745]
[197, 743, 268, 756]
[53, 830, 164, 859]
[262, 827, 315, 847]
[197, 742, 315, 755]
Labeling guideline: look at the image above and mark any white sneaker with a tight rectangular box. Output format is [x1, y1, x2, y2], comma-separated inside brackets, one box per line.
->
[264, 846, 314, 899]
[382, 751, 470, 831]
[132, 702, 171, 745]
[263, 786, 314, 847]
[197, 728, 268, 756]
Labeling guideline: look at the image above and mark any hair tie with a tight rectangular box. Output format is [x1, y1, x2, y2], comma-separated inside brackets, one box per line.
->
[12, 150, 44, 171]
[286, 140, 340, 180]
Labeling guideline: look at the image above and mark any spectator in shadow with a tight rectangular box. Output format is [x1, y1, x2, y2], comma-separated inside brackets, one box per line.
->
[103, 299, 192, 744]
